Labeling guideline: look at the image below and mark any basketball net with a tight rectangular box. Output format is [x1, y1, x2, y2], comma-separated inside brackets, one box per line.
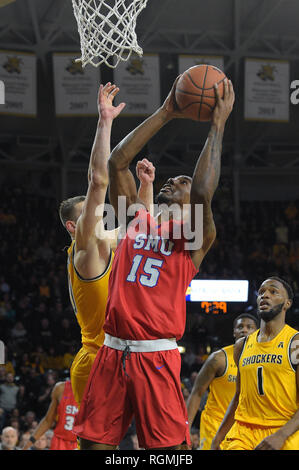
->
[71, 0, 148, 68]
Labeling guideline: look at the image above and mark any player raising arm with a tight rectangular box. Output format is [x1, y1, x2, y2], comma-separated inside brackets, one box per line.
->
[108, 77, 235, 269]
[73, 77, 234, 451]
[59, 84, 155, 407]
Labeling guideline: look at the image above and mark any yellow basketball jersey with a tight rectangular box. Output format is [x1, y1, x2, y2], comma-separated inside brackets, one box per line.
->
[202, 344, 237, 421]
[235, 324, 299, 427]
[67, 240, 114, 351]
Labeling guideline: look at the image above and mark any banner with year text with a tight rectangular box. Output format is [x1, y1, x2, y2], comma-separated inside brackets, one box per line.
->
[113, 53, 160, 116]
[0, 50, 37, 116]
[244, 58, 290, 122]
[53, 53, 100, 116]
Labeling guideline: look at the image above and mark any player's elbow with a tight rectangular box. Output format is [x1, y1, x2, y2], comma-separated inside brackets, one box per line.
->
[191, 187, 212, 206]
[109, 146, 130, 172]
[89, 168, 108, 188]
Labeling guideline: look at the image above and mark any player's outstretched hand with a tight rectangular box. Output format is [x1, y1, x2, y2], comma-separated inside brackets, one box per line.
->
[212, 78, 235, 129]
[161, 76, 188, 120]
[98, 82, 126, 120]
[136, 158, 156, 185]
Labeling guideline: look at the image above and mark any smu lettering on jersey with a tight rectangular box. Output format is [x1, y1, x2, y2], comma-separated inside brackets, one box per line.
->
[54, 380, 78, 442]
[104, 209, 198, 340]
[235, 324, 299, 427]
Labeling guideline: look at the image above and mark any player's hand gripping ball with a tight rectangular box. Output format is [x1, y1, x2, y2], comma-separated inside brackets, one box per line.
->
[175, 64, 227, 121]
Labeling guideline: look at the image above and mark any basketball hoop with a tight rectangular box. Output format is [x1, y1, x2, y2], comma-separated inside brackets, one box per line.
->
[71, 0, 148, 68]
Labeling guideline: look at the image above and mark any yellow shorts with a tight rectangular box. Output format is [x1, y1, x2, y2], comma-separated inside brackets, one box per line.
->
[222, 420, 299, 450]
[70, 346, 98, 406]
[199, 410, 223, 450]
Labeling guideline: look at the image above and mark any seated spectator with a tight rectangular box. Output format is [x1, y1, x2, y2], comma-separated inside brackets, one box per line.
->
[20, 411, 36, 433]
[38, 318, 53, 351]
[30, 354, 45, 375]
[190, 428, 200, 450]
[43, 347, 63, 371]
[39, 278, 50, 299]
[16, 385, 31, 417]
[0, 277, 10, 295]
[30, 433, 48, 451]
[45, 429, 54, 450]
[18, 430, 31, 449]
[10, 322, 27, 346]
[62, 344, 77, 369]
[35, 372, 56, 418]
[0, 426, 19, 450]
[57, 318, 75, 350]
[0, 373, 19, 419]
[285, 201, 298, 221]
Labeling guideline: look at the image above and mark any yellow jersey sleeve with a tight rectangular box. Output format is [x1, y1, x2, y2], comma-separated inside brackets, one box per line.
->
[67, 240, 114, 351]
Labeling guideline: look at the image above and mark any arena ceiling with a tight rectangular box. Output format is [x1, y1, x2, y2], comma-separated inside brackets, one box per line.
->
[0, 0, 299, 204]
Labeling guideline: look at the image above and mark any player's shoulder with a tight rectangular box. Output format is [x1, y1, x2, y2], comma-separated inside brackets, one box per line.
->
[288, 327, 299, 346]
[285, 323, 299, 336]
[233, 335, 250, 363]
[53, 381, 66, 396]
[207, 347, 227, 372]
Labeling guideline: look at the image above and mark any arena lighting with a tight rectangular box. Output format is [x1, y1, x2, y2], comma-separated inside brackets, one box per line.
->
[186, 280, 249, 302]
[0, 0, 16, 6]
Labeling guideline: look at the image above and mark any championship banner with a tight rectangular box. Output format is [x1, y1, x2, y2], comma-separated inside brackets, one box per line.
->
[178, 54, 225, 73]
[113, 53, 160, 116]
[53, 53, 100, 116]
[0, 50, 36, 116]
[244, 58, 290, 122]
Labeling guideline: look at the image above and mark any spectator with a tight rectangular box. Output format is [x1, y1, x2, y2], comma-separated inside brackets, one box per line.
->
[39, 278, 50, 299]
[35, 372, 56, 417]
[285, 201, 298, 221]
[18, 430, 31, 449]
[57, 318, 75, 350]
[30, 434, 48, 451]
[0, 277, 10, 295]
[0, 373, 19, 417]
[10, 322, 27, 348]
[0, 426, 19, 450]
[38, 318, 53, 352]
[190, 428, 200, 450]
[20, 411, 36, 433]
[45, 429, 54, 450]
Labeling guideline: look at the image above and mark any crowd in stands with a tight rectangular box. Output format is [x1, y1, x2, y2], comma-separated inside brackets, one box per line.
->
[0, 182, 298, 449]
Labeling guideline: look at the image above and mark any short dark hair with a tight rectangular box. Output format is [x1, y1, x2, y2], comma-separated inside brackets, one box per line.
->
[59, 196, 85, 227]
[265, 276, 294, 301]
[233, 313, 259, 329]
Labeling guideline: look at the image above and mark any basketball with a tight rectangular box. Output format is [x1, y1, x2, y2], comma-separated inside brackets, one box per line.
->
[175, 65, 227, 121]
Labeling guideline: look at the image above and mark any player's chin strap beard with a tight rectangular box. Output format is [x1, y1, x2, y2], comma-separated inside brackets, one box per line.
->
[122, 345, 131, 377]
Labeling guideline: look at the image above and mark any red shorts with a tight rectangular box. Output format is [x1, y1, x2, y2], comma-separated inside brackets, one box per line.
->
[73, 345, 190, 449]
[50, 434, 78, 450]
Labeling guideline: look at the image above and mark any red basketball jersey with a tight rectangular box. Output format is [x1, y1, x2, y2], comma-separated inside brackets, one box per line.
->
[104, 209, 198, 340]
[53, 380, 78, 442]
